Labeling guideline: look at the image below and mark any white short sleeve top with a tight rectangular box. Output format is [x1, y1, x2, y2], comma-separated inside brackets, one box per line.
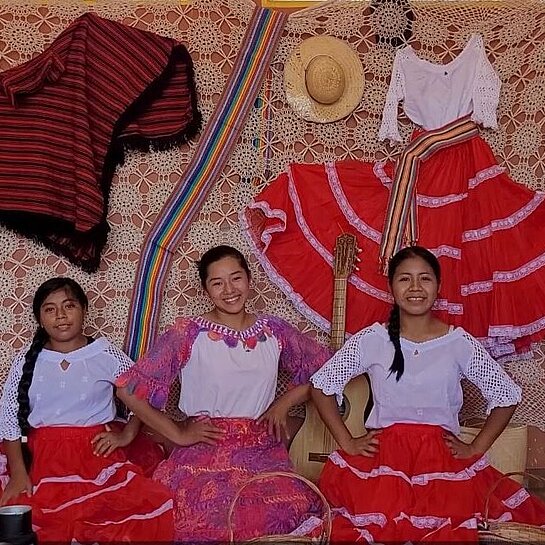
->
[310, 323, 521, 435]
[0, 337, 133, 440]
[378, 34, 501, 143]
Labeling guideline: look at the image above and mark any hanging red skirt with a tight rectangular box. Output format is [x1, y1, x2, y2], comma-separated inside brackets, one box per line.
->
[242, 133, 545, 359]
[319, 423, 545, 543]
[2, 425, 173, 544]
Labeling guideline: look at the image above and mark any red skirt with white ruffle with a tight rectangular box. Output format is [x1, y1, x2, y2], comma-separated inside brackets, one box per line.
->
[2, 425, 173, 544]
[319, 423, 545, 543]
[242, 133, 545, 360]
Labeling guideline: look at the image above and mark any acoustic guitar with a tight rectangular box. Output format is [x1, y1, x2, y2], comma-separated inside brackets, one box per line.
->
[289, 233, 370, 482]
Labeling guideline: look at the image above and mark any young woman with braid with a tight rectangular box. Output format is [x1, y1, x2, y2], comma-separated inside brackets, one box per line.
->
[0, 277, 173, 544]
[310, 246, 545, 543]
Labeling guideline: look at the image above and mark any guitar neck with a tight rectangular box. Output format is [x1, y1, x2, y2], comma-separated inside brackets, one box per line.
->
[330, 277, 348, 350]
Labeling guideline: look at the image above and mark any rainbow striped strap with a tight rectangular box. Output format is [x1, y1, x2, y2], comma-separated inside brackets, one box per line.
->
[124, 7, 287, 359]
[379, 116, 479, 272]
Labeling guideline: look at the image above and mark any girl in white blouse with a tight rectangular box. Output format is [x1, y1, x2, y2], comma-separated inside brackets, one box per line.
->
[310, 246, 545, 543]
[0, 277, 173, 544]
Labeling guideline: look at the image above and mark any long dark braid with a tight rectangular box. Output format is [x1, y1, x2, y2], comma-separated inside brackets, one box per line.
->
[15, 277, 88, 470]
[17, 326, 49, 468]
[387, 303, 404, 381]
[387, 246, 441, 381]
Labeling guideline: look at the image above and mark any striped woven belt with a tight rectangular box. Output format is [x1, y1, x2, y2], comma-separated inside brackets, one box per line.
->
[379, 116, 479, 272]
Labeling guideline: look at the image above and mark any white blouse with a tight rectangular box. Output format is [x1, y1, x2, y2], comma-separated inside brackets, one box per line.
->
[0, 337, 133, 440]
[378, 34, 501, 143]
[310, 323, 521, 435]
[179, 317, 281, 419]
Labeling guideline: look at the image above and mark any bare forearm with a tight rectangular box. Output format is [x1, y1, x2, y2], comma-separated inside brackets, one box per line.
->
[310, 387, 353, 449]
[471, 405, 516, 454]
[121, 413, 142, 442]
[277, 384, 311, 408]
[117, 387, 185, 445]
[4, 439, 28, 477]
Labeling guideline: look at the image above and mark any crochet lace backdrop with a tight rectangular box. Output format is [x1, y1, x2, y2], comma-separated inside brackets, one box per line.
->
[0, 0, 545, 463]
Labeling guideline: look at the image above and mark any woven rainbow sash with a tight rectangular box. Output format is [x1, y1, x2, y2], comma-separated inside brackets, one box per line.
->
[379, 116, 479, 272]
[124, 7, 287, 359]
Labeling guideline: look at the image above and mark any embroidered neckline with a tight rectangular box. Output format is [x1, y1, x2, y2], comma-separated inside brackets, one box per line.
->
[194, 316, 272, 350]
[376, 322, 461, 349]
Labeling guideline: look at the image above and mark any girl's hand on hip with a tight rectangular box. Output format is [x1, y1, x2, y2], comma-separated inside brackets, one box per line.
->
[257, 398, 291, 443]
[91, 424, 131, 457]
[179, 416, 226, 446]
[341, 429, 381, 457]
[443, 432, 481, 459]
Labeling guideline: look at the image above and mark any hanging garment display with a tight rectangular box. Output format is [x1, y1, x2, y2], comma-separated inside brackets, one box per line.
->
[242, 34, 545, 360]
[0, 12, 200, 272]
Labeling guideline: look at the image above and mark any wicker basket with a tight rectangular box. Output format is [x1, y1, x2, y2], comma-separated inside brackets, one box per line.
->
[227, 471, 332, 544]
[479, 471, 545, 543]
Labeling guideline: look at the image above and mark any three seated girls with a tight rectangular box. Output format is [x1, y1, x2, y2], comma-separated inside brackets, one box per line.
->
[1, 244, 544, 543]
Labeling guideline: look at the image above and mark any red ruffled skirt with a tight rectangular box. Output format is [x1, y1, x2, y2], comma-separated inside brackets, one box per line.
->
[319, 423, 545, 543]
[242, 133, 545, 359]
[1, 425, 173, 544]
[153, 417, 325, 542]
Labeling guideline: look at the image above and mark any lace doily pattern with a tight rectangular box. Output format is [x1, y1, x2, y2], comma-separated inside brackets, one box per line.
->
[0, 0, 544, 448]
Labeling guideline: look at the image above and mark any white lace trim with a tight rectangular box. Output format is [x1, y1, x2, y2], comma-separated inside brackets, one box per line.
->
[84, 498, 173, 526]
[488, 315, 545, 340]
[430, 245, 462, 260]
[334, 506, 387, 528]
[432, 298, 464, 315]
[461, 280, 493, 295]
[355, 528, 375, 543]
[488, 511, 513, 523]
[287, 168, 393, 304]
[471, 35, 501, 129]
[418, 193, 468, 207]
[468, 165, 506, 189]
[240, 209, 331, 332]
[34, 461, 132, 492]
[463, 192, 545, 242]
[246, 200, 287, 252]
[502, 488, 530, 509]
[462, 250, 545, 296]
[0, 347, 27, 440]
[42, 471, 138, 513]
[394, 512, 449, 530]
[326, 162, 382, 243]
[288, 515, 323, 536]
[328, 450, 490, 485]
[378, 52, 404, 143]
[335, 507, 477, 533]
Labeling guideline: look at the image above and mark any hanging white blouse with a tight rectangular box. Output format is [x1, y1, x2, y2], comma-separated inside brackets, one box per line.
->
[310, 323, 521, 435]
[0, 337, 133, 441]
[378, 34, 501, 143]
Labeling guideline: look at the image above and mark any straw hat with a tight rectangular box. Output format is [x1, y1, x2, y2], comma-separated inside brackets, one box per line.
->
[284, 36, 364, 124]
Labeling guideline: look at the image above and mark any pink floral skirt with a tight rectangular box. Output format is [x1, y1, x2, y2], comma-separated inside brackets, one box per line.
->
[153, 417, 325, 542]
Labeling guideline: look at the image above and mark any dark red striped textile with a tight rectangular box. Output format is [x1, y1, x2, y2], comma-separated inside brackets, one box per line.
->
[0, 13, 200, 271]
